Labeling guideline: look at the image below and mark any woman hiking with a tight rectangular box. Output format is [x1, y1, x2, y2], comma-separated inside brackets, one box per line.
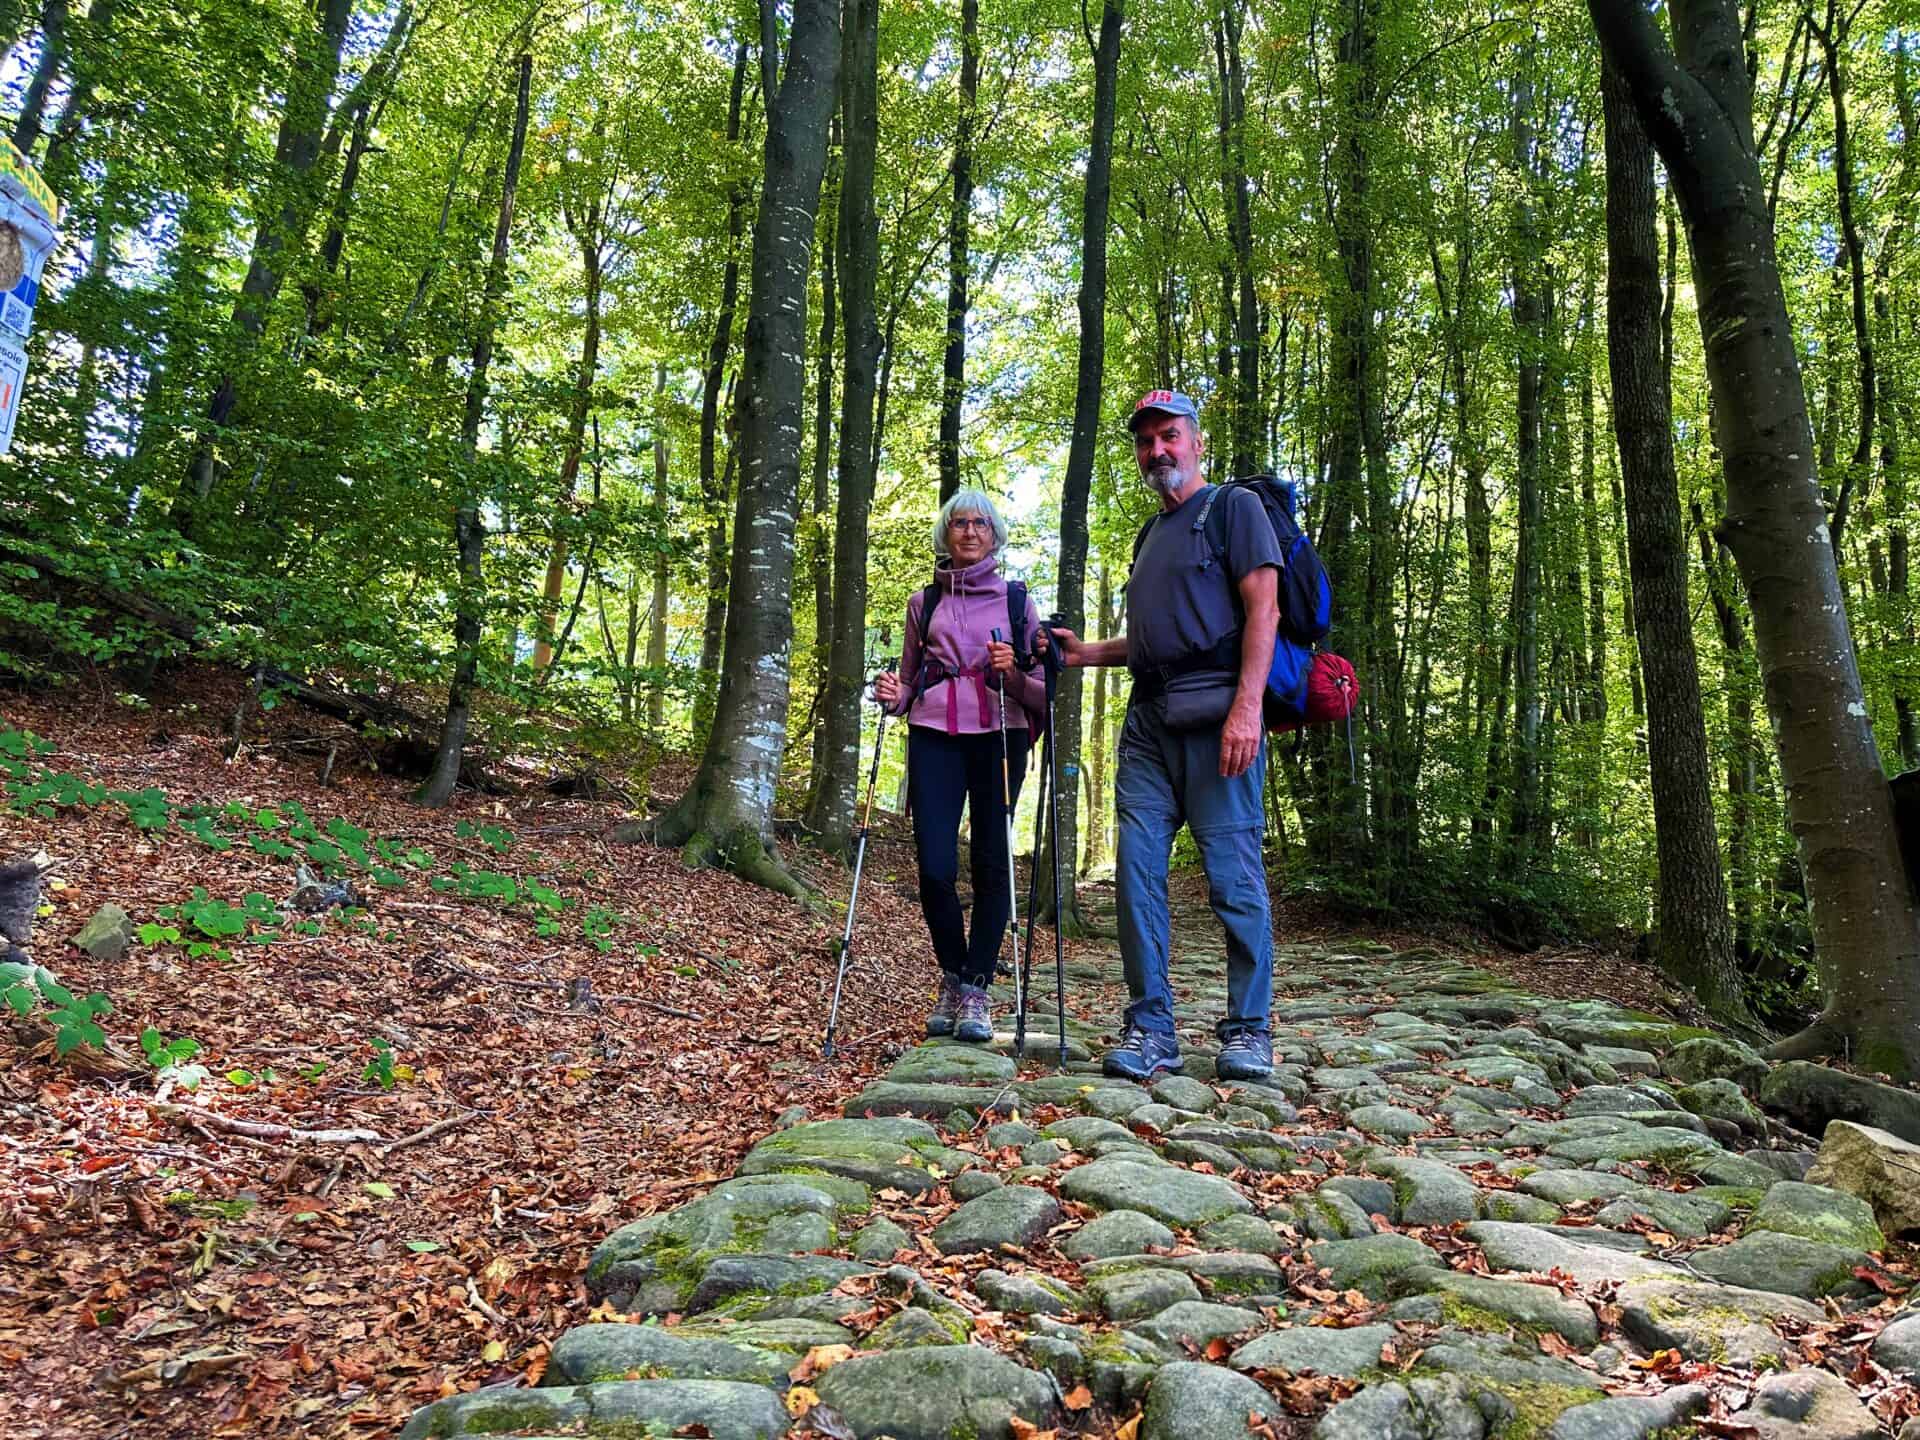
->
[873, 489, 1044, 1043]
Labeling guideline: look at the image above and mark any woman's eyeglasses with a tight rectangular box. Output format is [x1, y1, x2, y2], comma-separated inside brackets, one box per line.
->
[948, 516, 992, 532]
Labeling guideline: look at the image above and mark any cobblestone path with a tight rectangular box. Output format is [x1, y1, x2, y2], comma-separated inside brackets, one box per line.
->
[399, 893, 1920, 1440]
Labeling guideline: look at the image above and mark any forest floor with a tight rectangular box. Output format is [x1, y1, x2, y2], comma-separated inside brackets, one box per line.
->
[2, 664, 1896, 1439]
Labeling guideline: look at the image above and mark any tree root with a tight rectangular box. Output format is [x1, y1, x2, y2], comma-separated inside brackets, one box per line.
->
[611, 804, 813, 901]
[1765, 1013, 1843, 1064]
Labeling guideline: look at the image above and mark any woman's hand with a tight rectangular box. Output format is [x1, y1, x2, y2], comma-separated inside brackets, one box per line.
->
[987, 639, 1016, 676]
[873, 670, 903, 707]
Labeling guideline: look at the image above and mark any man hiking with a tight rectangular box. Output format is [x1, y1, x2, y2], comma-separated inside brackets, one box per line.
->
[1041, 390, 1280, 1082]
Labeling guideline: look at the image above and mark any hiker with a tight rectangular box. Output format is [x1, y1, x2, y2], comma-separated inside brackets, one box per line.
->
[873, 488, 1044, 1044]
[1049, 391, 1281, 1082]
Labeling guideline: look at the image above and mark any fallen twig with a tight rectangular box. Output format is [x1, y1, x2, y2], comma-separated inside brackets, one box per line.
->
[465, 1276, 507, 1327]
[152, 1103, 382, 1146]
[382, 1110, 481, 1155]
[424, 957, 704, 1021]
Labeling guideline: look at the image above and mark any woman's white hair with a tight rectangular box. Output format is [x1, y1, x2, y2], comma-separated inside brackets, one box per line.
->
[933, 487, 1009, 559]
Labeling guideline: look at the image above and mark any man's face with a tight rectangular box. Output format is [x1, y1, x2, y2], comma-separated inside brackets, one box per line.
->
[1134, 413, 1204, 496]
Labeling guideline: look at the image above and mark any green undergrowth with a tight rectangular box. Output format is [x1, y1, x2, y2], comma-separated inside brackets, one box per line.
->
[3, 724, 654, 965]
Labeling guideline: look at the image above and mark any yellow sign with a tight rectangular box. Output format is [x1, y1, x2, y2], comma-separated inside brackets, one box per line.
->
[0, 139, 58, 223]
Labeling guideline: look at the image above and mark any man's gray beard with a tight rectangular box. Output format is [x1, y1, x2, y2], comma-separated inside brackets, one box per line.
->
[1143, 462, 1185, 496]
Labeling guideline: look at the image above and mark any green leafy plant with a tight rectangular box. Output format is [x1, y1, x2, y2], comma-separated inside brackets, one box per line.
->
[362, 1036, 398, 1090]
[3, 963, 113, 1055]
[455, 819, 515, 854]
[582, 906, 620, 952]
[139, 1027, 200, 1068]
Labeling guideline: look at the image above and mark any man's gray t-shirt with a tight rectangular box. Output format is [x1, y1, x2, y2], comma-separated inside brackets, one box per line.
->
[1126, 484, 1283, 675]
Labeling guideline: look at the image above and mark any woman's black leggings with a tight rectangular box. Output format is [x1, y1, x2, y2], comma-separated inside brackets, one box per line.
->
[907, 725, 1031, 988]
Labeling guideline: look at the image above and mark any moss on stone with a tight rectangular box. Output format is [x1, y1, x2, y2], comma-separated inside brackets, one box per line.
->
[1436, 1293, 1526, 1338]
[764, 1166, 874, 1214]
[1476, 1379, 1605, 1440]
[1694, 1185, 1764, 1211]
[456, 1398, 569, 1434]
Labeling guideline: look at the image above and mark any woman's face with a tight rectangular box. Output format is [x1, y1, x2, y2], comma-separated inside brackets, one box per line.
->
[946, 510, 993, 565]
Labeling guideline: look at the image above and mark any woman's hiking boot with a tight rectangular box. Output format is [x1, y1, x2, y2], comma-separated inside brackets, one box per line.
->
[955, 984, 994, 1043]
[927, 974, 965, 1037]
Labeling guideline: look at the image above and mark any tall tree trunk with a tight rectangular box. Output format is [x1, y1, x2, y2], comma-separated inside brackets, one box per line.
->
[1695, 500, 1759, 960]
[1593, 0, 1920, 1077]
[1602, 57, 1745, 1022]
[302, 2, 413, 339]
[633, 0, 841, 897]
[936, 0, 978, 505]
[1312, 0, 1378, 866]
[421, 53, 532, 809]
[10, 0, 66, 153]
[39, 0, 113, 191]
[1214, 0, 1258, 475]
[806, 0, 881, 846]
[1579, 286, 1607, 729]
[1881, 36, 1918, 767]
[807, 135, 839, 784]
[648, 362, 670, 730]
[694, 43, 753, 745]
[1039, 0, 1123, 933]
[1809, 1, 1873, 559]
[1084, 564, 1113, 872]
[1609, 464, 1645, 719]
[179, 0, 355, 529]
[1505, 38, 1545, 870]
[531, 183, 606, 673]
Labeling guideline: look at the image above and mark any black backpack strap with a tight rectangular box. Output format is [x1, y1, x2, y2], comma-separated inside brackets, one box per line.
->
[911, 583, 944, 700]
[918, 582, 941, 642]
[1194, 484, 1229, 569]
[1006, 580, 1030, 667]
[1129, 515, 1157, 567]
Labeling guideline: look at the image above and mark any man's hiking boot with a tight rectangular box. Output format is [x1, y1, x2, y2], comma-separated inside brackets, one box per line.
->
[927, 974, 964, 1037]
[955, 984, 993, 1043]
[1215, 1024, 1274, 1081]
[1102, 1024, 1183, 1081]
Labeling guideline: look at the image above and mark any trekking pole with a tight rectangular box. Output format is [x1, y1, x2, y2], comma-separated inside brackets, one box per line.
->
[991, 627, 1024, 1048]
[823, 645, 896, 1058]
[1015, 715, 1048, 1058]
[1042, 615, 1069, 1068]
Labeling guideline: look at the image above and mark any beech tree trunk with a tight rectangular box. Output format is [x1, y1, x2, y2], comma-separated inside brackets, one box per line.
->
[807, 136, 838, 784]
[421, 54, 531, 809]
[180, 0, 354, 529]
[806, 0, 881, 847]
[1810, 1, 1873, 559]
[533, 148, 609, 674]
[936, 0, 978, 505]
[1083, 564, 1113, 872]
[1505, 39, 1545, 870]
[693, 44, 753, 746]
[632, 0, 841, 897]
[39, 0, 114, 191]
[1601, 58, 1744, 1022]
[1214, 1, 1258, 476]
[647, 362, 670, 730]
[10, 0, 65, 154]
[1310, 0, 1378, 868]
[1695, 500, 1760, 960]
[1592, 0, 1920, 1077]
[1037, 0, 1123, 935]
